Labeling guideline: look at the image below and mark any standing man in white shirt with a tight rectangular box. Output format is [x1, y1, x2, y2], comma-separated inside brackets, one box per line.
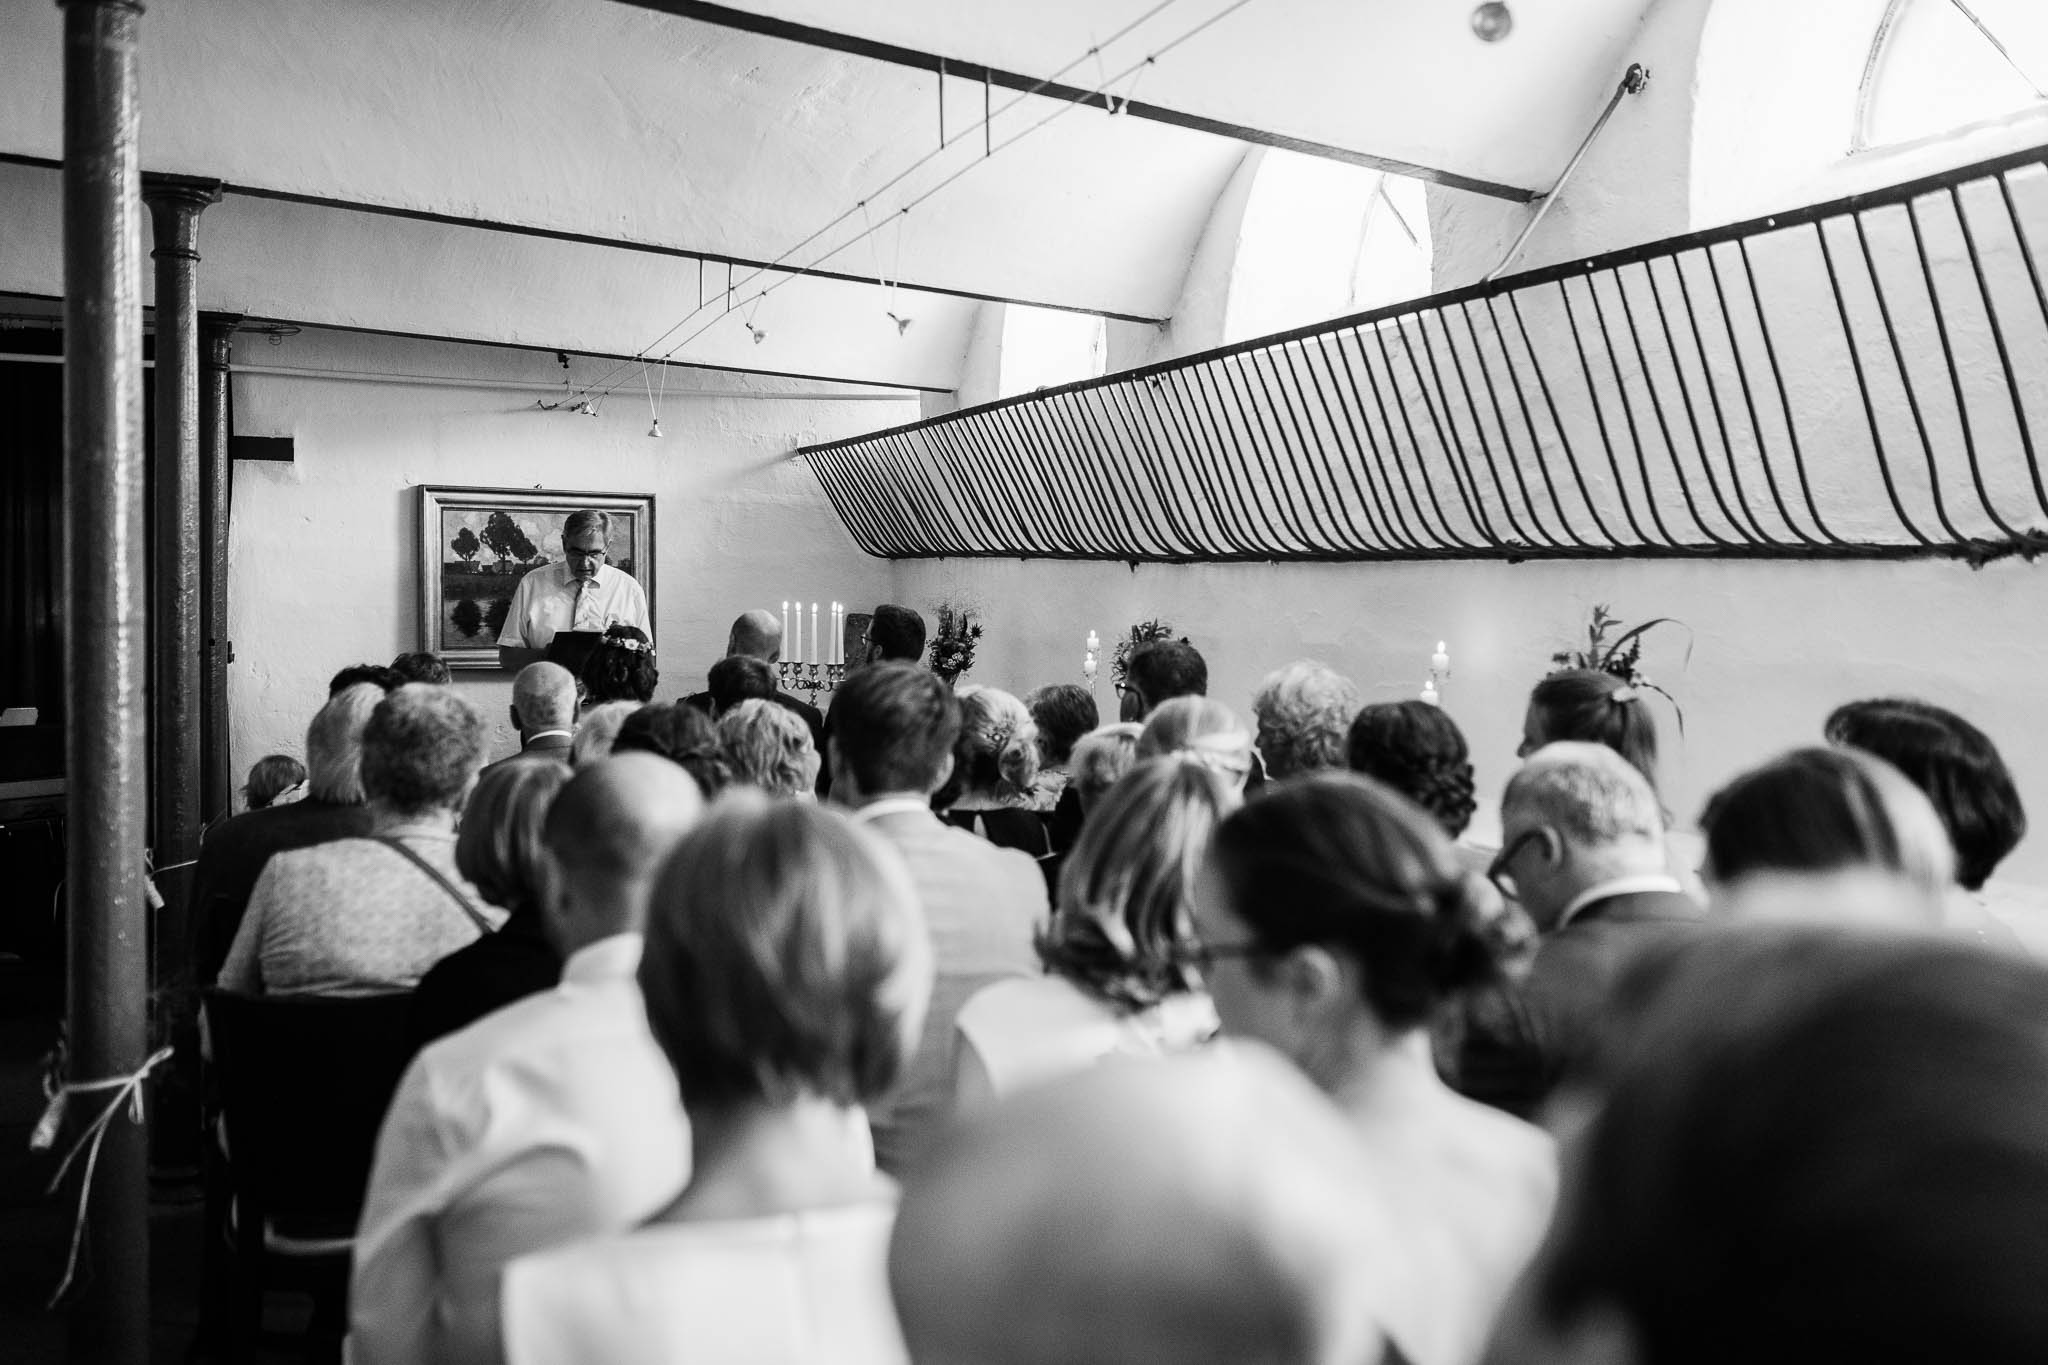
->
[496, 508, 650, 671]
[346, 754, 703, 1365]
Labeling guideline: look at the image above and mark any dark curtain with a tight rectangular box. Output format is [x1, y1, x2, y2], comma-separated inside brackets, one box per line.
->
[0, 337, 65, 737]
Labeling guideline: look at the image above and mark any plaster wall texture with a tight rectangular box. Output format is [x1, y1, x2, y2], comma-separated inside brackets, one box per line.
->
[889, 553, 2048, 886]
[225, 328, 906, 777]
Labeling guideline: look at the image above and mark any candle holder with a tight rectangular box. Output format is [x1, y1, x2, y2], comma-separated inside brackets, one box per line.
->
[1421, 641, 1452, 707]
[778, 659, 843, 706]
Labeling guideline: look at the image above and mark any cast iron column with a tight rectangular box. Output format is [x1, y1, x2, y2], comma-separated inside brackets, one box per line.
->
[198, 314, 238, 824]
[143, 174, 219, 988]
[60, 1, 151, 1360]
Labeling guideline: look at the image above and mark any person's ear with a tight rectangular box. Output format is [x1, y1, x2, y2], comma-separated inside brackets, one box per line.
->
[1275, 944, 1346, 1027]
[929, 750, 956, 796]
[507, 705, 521, 734]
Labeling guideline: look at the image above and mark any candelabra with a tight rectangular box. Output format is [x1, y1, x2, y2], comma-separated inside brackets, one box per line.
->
[1421, 641, 1452, 707]
[778, 659, 845, 705]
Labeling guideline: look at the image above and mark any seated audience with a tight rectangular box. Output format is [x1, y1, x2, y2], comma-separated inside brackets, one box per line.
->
[241, 753, 307, 812]
[937, 685, 1049, 858]
[1492, 929, 2048, 1365]
[1456, 742, 1702, 1119]
[830, 662, 1047, 1175]
[352, 755, 704, 1365]
[953, 757, 1236, 1108]
[683, 609, 825, 748]
[1826, 697, 2031, 942]
[189, 682, 381, 986]
[574, 624, 657, 704]
[1066, 722, 1144, 817]
[219, 684, 498, 996]
[1251, 660, 1361, 781]
[569, 699, 638, 767]
[891, 1048, 1405, 1365]
[1122, 637, 1207, 720]
[1347, 699, 1479, 839]
[1698, 745, 1953, 930]
[1025, 683, 1098, 861]
[1137, 695, 1256, 790]
[1520, 668, 1660, 791]
[717, 698, 820, 796]
[501, 795, 931, 1365]
[406, 758, 574, 1050]
[329, 662, 403, 695]
[818, 603, 926, 801]
[612, 701, 729, 799]
[1199, 772, 1556, 1365]
[390, 650, 454, 686]
[484, 662, 579, 772]
[704, 653, 776, 717]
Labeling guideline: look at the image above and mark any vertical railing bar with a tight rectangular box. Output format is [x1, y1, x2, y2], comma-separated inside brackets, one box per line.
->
[1852, 208, 1969, 542]
[1298, 332, 1410, 551]
[1810, 222, 1936, 546]
[991, 403, 1094, 554]
[1157, 368, 1262, 555]
[1008, 396, 1113, 555]
[1215, 352, 1323, 551]
[1279, 338, 1392, 553]
[1584, 270, 1684, 546]
[1669, 250, 1790, 545]
[1447, 299, 1560, 548]
[1993, 168, 2048, 518]
[942, 419, 1038, 552]
[1640, 257, 1757, 544]
[1612, 260, 1736, 545]
[880, 435, 953, 555]
[1105, 378, 1214, 555]
[1476, 294, 1586, 549]
[1361, 321, 1478, 549]
[958, 411, 1060, 554]
[1312, 329, 1424, 550]
[1392, 313, 1502, 545]
[808, 449, 894, 555]
[1425, 303, 1536, 547]
[1195, 358, 1309, 553]
[1557, 276, 1655, 545]
[926, 420, 1021, 553]
[843, 444, 927, 554]
[1252, 343, 1359, 550]
[1702, 243, 1829, 543]
[899, 430, 995, 555]
[1504, 289, 1621, 546]
[1933, 185, 2028, 537]
[1048, 387, 1166, 555]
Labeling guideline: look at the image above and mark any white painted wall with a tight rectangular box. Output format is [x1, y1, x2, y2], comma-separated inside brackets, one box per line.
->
[226, 328, 906, 773]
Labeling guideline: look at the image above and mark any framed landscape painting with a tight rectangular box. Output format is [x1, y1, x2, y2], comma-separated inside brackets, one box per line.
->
[418, 485, 656, 669]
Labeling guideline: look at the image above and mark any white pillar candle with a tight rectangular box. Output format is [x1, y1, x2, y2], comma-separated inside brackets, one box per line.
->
[1421, 679, 1440, 706]
[830, 604, 840, 666]
[781, 602, 790, 657]
[811, 603, 819, 666]
[1431, 640, 1450, 674]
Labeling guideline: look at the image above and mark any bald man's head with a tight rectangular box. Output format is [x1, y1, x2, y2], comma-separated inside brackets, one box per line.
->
[541, 752, 705, 950]
[726, 610, 783, 664]
[890, 1048, 1397, 1365]
[512, 661, 578, 735]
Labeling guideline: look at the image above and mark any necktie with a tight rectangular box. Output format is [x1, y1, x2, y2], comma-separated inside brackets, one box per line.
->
[570, 578, 589, 631]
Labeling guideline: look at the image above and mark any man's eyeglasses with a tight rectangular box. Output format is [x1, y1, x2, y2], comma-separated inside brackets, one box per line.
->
[1488, 829, 1547, 899]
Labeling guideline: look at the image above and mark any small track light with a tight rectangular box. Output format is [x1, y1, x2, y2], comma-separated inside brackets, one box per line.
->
[648, 418, 663, 438]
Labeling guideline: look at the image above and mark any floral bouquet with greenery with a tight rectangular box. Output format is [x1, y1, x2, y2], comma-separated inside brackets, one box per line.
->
[928, 604, 983, 682]
[1549, 603, 1691, 730]
[1112, 619, 1184, 693]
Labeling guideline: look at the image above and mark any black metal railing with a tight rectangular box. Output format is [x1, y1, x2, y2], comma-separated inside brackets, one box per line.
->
[802, 143, 2048, 564]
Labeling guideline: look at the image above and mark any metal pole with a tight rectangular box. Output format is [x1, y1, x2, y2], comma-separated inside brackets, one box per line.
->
[59, 0, 151, 1359]
[1485, 63, 1650, 282]
[199, 313, 238, 829]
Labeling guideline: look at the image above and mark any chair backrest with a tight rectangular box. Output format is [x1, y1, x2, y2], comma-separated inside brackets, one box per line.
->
[203, 988, 416, 1239]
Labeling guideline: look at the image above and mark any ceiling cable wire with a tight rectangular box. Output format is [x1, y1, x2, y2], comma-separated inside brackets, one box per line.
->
[574, 0, 1247, 402]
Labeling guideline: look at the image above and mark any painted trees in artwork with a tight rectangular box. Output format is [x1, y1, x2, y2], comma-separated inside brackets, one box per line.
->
[450, 526, 481, 569]
[480, 511, 523, 567]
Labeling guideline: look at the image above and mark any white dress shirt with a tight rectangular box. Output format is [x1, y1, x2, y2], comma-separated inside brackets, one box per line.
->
[346, 933, 688, 1365]
[496, 561, 651, 651]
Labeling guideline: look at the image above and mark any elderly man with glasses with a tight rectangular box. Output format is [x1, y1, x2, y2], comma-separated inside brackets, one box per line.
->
[1456, 741, 1702, 1121]
[497, 508, 651, 671]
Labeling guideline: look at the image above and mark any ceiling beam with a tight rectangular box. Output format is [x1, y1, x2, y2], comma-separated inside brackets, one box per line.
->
[0, 152, 1167, 325]
[614, 0, 1540, 202]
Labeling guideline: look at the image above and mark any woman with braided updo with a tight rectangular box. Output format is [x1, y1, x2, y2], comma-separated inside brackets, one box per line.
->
[1520, 668, 1659, 793]
[574, 624, 658, 705]
[936, 685, 1050, 859]
[1194, 772, 1556, 1365]
[1346, 700, 1478, 838]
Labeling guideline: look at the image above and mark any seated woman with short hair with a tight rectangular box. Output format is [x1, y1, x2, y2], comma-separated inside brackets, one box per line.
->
[1196, 772, 1556, 1365]
[953, 757, 1237, 1109]
[500, 795, 932, 1365]
[717, 698, 820, 797]
[1699, 746, 1954, 930]
[219, 684, 500, 996]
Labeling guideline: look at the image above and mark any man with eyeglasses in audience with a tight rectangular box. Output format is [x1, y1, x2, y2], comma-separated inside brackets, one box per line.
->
[1456, 741, 1701, 1121]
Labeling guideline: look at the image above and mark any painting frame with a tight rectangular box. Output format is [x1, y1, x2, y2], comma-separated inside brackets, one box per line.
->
[418, 485, 657, 670]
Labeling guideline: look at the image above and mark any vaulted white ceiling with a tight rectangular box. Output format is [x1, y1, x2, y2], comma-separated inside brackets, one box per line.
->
[0, 0, 1661, 390]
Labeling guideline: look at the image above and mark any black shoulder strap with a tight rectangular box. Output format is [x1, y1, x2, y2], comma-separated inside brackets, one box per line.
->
[372, 836, 494, 936]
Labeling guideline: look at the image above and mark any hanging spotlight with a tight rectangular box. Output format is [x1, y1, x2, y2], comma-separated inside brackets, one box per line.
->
[749, 324, 768, 345]
[1471, 2, 1513, 41]
[888, 312, 913, 336]
[648, 417, 663, 439]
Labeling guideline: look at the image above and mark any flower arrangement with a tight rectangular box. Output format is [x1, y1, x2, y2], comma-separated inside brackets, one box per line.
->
[928, 604, 983, 682]
[1112, 619, 1184, 693]
[1549, 603, 1690, 730]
